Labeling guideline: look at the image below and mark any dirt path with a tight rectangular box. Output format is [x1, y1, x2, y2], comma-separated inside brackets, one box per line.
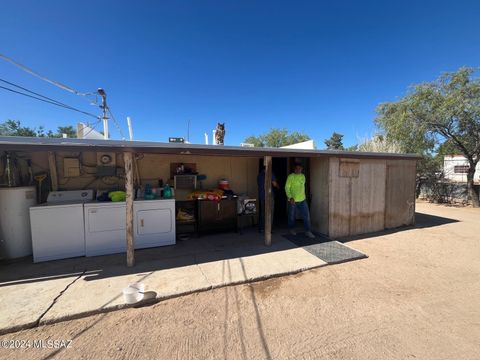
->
[1, 202, 479, 360]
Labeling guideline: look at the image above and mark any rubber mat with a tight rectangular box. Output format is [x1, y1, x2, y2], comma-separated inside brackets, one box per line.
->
[283, 233, 367, 264]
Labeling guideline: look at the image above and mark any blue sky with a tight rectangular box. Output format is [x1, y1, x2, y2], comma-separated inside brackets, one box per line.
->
[1, 1, 479, 147]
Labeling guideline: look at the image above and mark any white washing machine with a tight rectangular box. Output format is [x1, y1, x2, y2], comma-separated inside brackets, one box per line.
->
[30, 190, 94, 262]
[84, 199, 176, 257]
[84, 202, 126, 256]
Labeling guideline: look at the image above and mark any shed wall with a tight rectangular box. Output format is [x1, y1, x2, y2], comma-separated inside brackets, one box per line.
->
[328, 158, 387, 238]
[28, 151, 259, 198]
[385, 159, 416, 228]
[310, 157, 329, 235]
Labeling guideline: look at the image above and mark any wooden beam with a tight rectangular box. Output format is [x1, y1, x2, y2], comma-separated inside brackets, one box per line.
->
[124, 151, 135, 267]
[264, 155, 272, 246]
[47, 151, 58, 191]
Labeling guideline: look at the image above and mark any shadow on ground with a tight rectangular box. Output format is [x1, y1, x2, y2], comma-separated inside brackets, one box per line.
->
[0, 210, 457, 287]
[0, 229, 299, 287]
[340, 211, 459, 243]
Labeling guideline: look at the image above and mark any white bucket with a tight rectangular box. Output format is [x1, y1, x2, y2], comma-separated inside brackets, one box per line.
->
[123, 282, 145, 304]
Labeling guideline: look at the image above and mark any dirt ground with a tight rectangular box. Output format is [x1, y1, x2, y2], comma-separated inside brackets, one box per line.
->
[1, 202, 479, 360]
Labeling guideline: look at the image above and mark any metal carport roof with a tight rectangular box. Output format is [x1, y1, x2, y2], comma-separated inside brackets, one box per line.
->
[0, 136, 422, 160]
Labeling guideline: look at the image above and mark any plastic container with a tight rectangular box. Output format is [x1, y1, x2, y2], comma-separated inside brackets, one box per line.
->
[163, 184, 173, 199]
[122, 282, 145, 304]
[109, 191, 126, 202]
[218, 179, 229, 190]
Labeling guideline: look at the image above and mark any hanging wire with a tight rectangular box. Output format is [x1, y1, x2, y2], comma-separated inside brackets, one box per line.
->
[107, 107, 126, 139]
[81, 118, 103, 138]
[0, 78, 100, 119]
[0, 53, 95, 98]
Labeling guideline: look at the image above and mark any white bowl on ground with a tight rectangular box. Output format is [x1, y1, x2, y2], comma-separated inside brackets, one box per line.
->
[123, 282, 145, 304]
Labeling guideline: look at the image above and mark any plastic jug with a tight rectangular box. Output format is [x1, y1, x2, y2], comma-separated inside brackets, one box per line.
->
[163, 184, 173, 199]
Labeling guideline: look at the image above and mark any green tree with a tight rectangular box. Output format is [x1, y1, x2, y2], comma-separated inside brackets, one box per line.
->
[356, 134, 402, 153]
[0, 120, 38, 137]
[52, 126, 77, 138]
[324, 132, 344, 150]
[375, 67, 480, 207]
[0, 120, 76, 138]
[244, 128, 311, 147]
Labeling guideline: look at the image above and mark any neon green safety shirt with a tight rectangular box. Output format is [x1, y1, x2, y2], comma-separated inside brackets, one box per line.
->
[285, 173, 306, 202]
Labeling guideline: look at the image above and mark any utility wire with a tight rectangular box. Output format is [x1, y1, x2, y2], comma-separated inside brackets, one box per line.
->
[0, 84, 100, 120]
[0, 54, 126, 140]
[0, 78, 100, 119]
[81, 118, 103, 138]
[0, 53, 95, 97]
[107, 107, 126, 139]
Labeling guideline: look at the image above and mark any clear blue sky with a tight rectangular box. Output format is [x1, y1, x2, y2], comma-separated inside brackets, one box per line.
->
[1, 1, 479, 147]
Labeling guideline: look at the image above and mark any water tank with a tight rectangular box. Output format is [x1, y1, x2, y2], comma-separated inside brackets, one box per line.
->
[0, 186, 37, 259]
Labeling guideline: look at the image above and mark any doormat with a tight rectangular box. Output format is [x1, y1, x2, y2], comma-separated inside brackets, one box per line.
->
[283, 233, 367, 264]
[282, 232, 331, 247]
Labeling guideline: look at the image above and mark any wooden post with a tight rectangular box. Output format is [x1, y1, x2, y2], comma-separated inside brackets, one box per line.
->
[264, 155, 272, 246]
[47, 151, 58, 191]
[124, 152, 135, 267]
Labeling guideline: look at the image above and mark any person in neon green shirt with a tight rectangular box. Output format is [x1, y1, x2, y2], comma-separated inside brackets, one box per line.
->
[285, 162, 315, 239]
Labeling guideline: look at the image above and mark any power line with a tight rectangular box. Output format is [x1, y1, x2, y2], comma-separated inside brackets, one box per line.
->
[0, 84, 100, 119]
[81, 119, 103, 138]
[0, 53, 95, 97]
[0, 54, 126, 140]
[0, 78, 100, 119]
[107, 107, 126, 139]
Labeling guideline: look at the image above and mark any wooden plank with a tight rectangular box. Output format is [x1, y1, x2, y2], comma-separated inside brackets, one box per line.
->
[328, 158, 351, 238]
[385, 160, 416, 228]
[329, 158, 387, 238]
[339, 158, 360, 178]
[47, 151, 58, 191]
[264, 155, 272, 246]
[310, 157, 330, 235]
[124, 152, 135, 267]
[349, 160, 386, 235]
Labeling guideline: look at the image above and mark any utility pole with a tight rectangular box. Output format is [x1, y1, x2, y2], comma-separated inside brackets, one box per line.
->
[97, 88, 108, 140]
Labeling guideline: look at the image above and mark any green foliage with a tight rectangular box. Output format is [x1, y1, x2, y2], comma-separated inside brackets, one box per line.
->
[345, 144, 358, 151]
[324, 132, 344, 150]
[0, 120, 76, 138]
[356, 134, 402, 153]
[244, 128, 311, 148]
[375, 67, 480, 206]
[52, 126, 77, 138]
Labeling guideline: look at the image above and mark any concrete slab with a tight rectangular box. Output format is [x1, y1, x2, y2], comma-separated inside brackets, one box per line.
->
[0, 230, 342, 334]
[41, 256, 212, 324]
[0, 276, 79, 334]
[197, 248, 327, 287]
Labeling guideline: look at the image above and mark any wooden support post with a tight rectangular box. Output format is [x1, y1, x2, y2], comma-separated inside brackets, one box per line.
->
[124, 152, 135, 267]
[264, 155, 272, 246]
[47, 151, 58, 191]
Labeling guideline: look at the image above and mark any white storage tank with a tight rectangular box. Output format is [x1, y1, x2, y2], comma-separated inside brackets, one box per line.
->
[0, 186, 37, 259]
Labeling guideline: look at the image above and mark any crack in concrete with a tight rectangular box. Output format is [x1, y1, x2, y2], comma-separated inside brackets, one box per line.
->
[193, 254, 213, 287]
[34, 269, 86, 327]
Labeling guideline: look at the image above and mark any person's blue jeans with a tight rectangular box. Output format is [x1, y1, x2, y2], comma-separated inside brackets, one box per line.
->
[288, 200, 311, 232]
